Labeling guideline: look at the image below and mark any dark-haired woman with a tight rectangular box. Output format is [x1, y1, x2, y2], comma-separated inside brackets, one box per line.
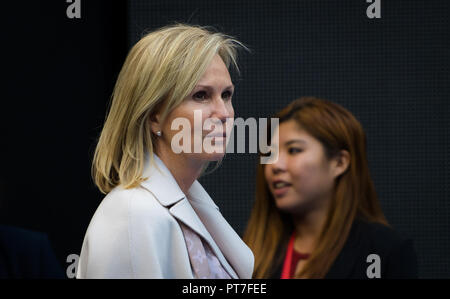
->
[244, 97, 417, 279]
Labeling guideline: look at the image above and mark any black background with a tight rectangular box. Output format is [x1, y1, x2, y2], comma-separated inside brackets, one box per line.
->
[1, 0, 449, 278]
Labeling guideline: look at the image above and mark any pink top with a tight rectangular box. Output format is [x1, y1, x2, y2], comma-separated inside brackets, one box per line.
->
[179, 222, 231, 279]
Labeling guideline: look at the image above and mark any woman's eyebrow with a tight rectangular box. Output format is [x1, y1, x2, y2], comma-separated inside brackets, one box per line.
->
[285, 139, 307, 146]
[195, 84, 235, 91]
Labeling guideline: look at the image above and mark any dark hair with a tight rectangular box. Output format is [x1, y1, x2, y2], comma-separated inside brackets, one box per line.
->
[244, 97, 388, 278]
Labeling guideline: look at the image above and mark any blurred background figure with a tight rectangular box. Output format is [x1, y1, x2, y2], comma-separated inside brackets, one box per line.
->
[0, 174, 64, 279]
[0, 226, 65, 279]
[244, 97, 418, 279]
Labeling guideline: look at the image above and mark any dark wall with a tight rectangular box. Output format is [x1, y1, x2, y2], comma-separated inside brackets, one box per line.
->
[128, 0, 449, 278]
[1, 0, 448, 279]
[1, 1, 127, 272]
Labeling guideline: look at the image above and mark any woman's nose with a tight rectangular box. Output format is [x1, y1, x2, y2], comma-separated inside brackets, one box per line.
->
[271, 165, 285, 175]
[212, 96, 233, 122]
[270, 152, 286, 174]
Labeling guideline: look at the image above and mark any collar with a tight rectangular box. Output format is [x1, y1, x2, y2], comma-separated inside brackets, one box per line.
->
[140, 152, 219, 211]
[140, 152, 238, 278]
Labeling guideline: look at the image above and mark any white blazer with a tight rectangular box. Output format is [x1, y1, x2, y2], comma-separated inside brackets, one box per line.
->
[76, 153, 254, 278]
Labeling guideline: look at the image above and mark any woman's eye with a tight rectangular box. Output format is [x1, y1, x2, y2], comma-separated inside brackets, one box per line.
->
[193, 91, 208, 101]
[288, 148, 302, 154]
[222, 90, 233, 100]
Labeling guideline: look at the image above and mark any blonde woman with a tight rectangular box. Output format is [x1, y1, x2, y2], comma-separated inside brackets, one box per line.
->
[77, 24, 254, 278]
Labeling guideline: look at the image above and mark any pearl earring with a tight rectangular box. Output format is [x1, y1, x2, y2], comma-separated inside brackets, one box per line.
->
[156, 131, 162, 137]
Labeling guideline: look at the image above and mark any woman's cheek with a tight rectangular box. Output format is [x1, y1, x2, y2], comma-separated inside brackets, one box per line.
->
[293, 162, 316, 189]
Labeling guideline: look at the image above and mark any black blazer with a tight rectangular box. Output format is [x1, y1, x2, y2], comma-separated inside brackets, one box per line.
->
[0, 225, 65, 279]
[270, 219, 418, 279]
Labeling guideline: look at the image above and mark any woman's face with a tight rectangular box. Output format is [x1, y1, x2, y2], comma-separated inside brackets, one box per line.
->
[264, 120, 341, 215]
[156, 54, 235, 163]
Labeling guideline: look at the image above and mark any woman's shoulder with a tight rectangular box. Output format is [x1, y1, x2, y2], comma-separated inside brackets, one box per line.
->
[348, 218, 418, 278]
[88, 185, 175, 231]
[353, 219, 412, 250]
[325, 218, 418, 278]
[104, 185, 164, 209]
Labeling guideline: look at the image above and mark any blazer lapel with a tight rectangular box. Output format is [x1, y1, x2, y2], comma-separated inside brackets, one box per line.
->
[325, 219, 366, 279]
[168, 199, 238, 278]
[140, 153, 185, 207]
[139, 153, 240, 278]
[188, 182, 254, 279]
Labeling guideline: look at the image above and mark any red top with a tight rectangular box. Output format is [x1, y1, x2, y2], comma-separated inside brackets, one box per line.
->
[281, 232, 310, 279]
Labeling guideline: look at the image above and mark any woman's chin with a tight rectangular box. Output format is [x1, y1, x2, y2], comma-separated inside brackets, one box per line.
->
[201, 144, 228, 161]
[203, 151, 226, 161]
[185, 151, 226, 162]
[274, 198, 309, 215]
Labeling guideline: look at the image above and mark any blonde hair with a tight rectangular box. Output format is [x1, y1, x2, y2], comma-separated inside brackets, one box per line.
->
[92, 23, 247, 194]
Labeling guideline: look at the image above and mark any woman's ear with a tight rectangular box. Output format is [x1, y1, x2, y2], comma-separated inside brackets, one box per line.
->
[332, 150, 350, 178]
[149, 113, 162, 136]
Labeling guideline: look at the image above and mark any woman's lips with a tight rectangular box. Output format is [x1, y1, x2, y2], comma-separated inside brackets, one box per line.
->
[271, 181, 292, 197]
[204, 132, 227, 138]
[204, 133, 227, 144]
[272, 185, 290, 197]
